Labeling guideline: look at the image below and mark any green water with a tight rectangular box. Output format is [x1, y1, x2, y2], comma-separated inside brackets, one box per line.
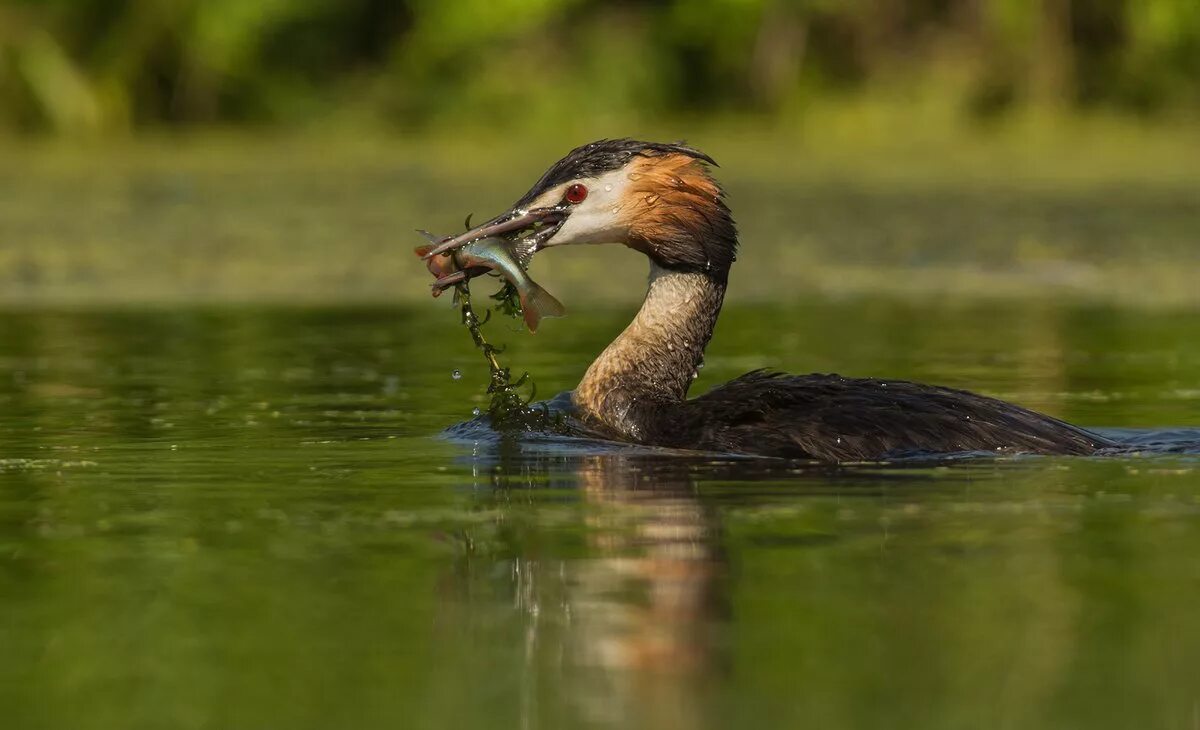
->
[1, 302, 1198, 729]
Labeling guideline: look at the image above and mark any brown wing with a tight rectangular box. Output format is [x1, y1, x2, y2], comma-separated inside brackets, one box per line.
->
[656, 370, 1109, 461]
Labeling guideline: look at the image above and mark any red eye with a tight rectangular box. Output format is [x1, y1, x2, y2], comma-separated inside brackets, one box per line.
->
[564, 183, 588, 204]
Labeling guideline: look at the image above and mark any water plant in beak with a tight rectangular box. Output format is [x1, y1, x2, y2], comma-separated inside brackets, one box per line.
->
[414, 220, 565, 433]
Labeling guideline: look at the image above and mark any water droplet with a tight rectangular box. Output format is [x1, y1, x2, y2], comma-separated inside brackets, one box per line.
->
[697, 361, 705, 370]
[645, 193, 660, 204]
[472, 407, 482, 416]
[667, 343, 674, 351]
[451, 369, 462, 381]
[604, 183, 613, 192]
[692, 371, 699, 380]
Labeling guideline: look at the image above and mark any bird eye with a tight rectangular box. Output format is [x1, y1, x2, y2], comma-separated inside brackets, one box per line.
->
[564, 183, 588, 204]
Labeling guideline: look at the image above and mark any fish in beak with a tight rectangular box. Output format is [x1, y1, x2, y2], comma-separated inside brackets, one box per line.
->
[415, 231, 565, 332]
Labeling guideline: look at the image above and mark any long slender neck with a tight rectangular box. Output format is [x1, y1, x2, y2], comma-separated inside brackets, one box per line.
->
[574, 263, 726, 441]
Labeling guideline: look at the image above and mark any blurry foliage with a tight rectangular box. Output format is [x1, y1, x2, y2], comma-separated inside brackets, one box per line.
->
[0, 0, 1197, 135]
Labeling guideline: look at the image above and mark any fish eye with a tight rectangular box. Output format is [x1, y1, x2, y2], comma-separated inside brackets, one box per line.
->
[564, 183, 588, 204]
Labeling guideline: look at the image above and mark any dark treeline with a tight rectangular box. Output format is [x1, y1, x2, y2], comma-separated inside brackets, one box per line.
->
[0, 0, 1197, 135]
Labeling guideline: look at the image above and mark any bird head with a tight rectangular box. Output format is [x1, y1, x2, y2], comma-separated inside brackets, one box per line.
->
[421, 138, 737, 281]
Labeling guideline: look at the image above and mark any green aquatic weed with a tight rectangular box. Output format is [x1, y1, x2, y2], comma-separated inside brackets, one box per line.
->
[456, 280, 560, 432]
[488, 281, 523, 319]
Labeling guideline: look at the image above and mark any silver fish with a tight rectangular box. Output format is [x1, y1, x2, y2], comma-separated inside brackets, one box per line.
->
[416, 231, 565, 332]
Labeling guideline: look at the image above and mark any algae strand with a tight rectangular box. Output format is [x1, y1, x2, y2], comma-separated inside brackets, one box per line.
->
[456, 280, 558, 432]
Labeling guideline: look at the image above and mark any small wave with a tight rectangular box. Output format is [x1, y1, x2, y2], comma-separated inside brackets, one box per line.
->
[1095, 427, 1200, 455]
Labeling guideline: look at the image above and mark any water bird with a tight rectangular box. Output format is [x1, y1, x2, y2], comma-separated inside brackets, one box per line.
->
[423, 139, 1112, 461]
[416, 232, 565, 332]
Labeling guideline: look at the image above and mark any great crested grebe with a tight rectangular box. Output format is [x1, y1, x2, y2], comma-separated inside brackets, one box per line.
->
[424, 139, 1112, 461]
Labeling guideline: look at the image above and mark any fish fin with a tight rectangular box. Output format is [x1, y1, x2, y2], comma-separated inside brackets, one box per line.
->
[415, 230, 446, 257]
[518, 284, 567, 333]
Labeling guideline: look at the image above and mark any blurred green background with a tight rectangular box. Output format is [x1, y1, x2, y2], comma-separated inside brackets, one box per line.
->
[2, 0, 1199, 134]
[0, 0, 1197, 305]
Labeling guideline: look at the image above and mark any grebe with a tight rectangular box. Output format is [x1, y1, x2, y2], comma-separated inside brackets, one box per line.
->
[424, 139, 1111, 461]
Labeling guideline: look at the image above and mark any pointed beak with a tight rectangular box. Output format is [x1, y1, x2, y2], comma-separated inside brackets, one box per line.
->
[420, 205, 568, 260]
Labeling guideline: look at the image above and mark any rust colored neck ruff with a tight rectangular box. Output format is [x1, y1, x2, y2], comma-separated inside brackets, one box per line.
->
[574, 263, 725, 441]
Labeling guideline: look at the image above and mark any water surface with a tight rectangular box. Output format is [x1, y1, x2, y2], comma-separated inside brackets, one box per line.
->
[1, 302, 1198, 729]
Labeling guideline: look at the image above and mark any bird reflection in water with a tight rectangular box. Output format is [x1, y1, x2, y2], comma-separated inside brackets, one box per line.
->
[447, 446, 732, 730]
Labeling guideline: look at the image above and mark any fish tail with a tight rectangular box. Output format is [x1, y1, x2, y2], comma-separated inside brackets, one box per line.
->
[519, 283, 567, 333]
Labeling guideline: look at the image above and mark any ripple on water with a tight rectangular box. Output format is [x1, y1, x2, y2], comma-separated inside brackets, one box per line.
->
[0, 458, 100, 472]
[1, 306, 1199, 730]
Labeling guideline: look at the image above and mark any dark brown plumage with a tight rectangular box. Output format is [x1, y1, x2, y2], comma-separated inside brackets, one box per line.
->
[637, 371, 1109, 461]
[514, 139, 717, 208]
